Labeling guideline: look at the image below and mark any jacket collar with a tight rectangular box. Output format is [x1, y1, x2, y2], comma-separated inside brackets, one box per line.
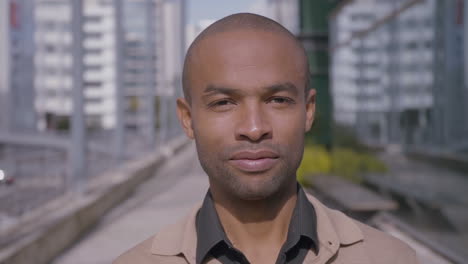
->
[150, 203, 201, 264]
[150, 192, 364, 264]
[305, 193, 363, 249]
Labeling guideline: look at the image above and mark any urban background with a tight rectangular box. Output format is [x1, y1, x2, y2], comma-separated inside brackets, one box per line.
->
[0, 0, 467, 264]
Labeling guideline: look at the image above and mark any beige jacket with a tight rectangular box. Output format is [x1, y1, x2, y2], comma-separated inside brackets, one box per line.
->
[114, 194, 418, 264]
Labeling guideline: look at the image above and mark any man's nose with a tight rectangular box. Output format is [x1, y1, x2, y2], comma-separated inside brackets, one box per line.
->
[235, 104, 272, 142]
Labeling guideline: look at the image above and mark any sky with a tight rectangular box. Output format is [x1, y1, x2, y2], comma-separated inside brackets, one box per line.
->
[187, 0, 268, 25]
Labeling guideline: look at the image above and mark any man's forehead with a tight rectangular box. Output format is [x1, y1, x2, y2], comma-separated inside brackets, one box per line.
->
[186, 36, 303, 97]
[188, 29, 305, 77]
[182, 23, 309, 102]
[181, 13, 309, 101]
[193, 28, 298, 56]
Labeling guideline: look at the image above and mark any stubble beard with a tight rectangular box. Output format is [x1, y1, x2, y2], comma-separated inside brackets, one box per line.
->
[196, 141, 301, 201]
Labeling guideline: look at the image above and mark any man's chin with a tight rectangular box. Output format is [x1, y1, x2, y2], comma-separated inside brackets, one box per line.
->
[231, 189, 275, 201]
[207, 161, 293, 201]
[227, 176, 285, 201]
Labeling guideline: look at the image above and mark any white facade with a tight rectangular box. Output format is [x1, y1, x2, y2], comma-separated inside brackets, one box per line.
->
[34, 0, 72, 129]
[83, 0, 117, 129]
[330, 0, 398, 126]
[35, 0, 119, 130]
[4, 0, 184, 133]
[34, 0, 182, 132]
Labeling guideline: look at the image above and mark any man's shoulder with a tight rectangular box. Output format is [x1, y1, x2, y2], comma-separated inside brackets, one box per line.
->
[308, 194, 418, 263]
[113, 205, 200, 264]
[113, 234, 189, 264]
[323, 206, 417, 263]
[355, 220, 418, 263]
[113, 236, 156, 264]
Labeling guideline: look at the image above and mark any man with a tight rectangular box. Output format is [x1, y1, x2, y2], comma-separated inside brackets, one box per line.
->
[114, 13, 418, 264]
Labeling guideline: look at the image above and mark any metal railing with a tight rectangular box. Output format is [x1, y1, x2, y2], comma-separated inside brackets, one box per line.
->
[0, 0, 186, 231]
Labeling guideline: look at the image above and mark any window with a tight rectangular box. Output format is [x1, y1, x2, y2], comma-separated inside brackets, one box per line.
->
[85, 32, 102, 40]
[84, 81, 102, 88]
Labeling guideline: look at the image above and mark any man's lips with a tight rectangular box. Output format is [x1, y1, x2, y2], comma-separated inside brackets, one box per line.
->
[230, 150, 279, 160]
[228, 150, 279, 172]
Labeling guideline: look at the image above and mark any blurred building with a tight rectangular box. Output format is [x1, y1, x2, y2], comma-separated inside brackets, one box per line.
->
[157, 0, 186, 140]
[157, 0, 185, 97]
[0, 0, 10, 131]
[31, 0, 186, 133]
[0, 0, 36, 132]
[248, 0, 299, 34]
[330, 1, 387, 127]
[121, 0, 158, 137]
[34, 0, 72, 130]
[330, 0, 467, 153]
[35, 0, 121, 130]
[82, 0, 118, 130]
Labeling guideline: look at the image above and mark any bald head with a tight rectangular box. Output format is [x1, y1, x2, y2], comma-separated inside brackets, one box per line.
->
[182, 13, 310, 102]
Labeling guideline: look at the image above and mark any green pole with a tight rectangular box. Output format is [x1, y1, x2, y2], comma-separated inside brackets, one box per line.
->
[298, 0, 339, 150]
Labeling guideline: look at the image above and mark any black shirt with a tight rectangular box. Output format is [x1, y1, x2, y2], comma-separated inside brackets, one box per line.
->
[195, 184, 319, 264]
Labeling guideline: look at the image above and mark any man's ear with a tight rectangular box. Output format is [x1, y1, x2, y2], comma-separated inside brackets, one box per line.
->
[176, 98, 194, 139]
[305, 89, 316, 132]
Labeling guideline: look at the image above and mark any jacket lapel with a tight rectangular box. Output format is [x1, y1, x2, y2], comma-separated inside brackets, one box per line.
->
[151, 203, 202, 264]
[304, 193, 370, 264]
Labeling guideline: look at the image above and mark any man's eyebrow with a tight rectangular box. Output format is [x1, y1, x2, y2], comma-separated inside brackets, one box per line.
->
[203, 85, 240, 96]
[202, 82, 298, 97]
[265, 82, 298, 95]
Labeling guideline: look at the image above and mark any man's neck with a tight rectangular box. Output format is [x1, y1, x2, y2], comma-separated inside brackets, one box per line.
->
[211, 182, 298, 263]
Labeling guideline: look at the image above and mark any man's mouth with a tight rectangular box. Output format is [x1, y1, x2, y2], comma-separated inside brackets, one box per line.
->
[228, 150, 279, 172]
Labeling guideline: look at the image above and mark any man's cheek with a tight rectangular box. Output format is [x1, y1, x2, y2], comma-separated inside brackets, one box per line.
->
[194, 121, 226, 146]
[275, 118, 303, 136]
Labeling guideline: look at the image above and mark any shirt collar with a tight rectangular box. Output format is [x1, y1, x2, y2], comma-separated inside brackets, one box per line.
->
[282, 185, 319, 253]
[195, 191, 230, 264]
[195, 184, 319, 264]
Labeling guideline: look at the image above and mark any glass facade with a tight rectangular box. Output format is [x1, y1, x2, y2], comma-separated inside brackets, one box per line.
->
[8, 0, 36, 132]
[121, 0, 158, 136]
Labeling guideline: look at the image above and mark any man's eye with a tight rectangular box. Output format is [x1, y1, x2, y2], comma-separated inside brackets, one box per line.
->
[269, 97, 294, 105]
[208, 99, 236, 110]
[213, 100, 231, 106]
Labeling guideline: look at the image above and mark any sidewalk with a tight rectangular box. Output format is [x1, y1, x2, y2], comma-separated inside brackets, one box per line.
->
[53, 143, 208, 264]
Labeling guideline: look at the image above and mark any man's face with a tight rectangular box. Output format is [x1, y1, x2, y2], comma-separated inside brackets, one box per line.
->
[178, 29, 315, 201]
